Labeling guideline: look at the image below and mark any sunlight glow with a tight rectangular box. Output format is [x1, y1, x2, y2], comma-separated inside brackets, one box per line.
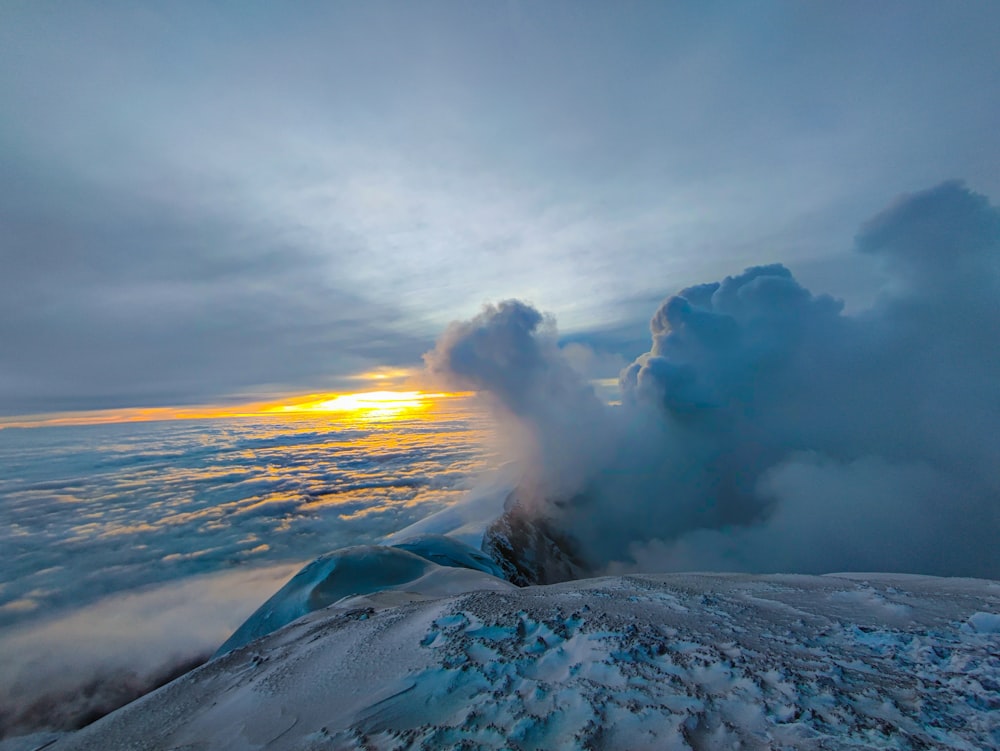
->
[264, 390, 455, 420]
[0, 386, 472, 429]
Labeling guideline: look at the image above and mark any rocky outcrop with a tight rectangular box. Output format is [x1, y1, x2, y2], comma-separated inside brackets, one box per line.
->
[482, 488, 587, 586]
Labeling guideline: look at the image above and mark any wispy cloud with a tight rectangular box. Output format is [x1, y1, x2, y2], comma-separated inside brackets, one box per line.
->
[0, 564, 298, 736]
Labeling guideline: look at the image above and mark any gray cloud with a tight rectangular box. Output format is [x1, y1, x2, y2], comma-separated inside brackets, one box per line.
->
[3, 4, 1000, 414]
[0, 153, 429, 414]
[429, 182, 1000, 579]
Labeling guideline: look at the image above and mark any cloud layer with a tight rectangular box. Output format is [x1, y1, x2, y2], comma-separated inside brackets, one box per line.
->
[0, 406, 492, 629]
[4, 4, 999, 413]
[0, 565, 297, 738]
[427, 181, 1000, 579]
[0, 403, 494, 737]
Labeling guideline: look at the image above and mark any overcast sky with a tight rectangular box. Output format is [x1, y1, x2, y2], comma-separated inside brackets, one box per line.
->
[2, 1, 998, 415]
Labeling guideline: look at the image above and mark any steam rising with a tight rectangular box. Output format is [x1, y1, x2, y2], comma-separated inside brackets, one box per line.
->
[427, 181, 1000, 578]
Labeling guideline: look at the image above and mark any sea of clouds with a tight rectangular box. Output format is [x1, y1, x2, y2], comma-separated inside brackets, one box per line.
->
[0, 407, 492, 737]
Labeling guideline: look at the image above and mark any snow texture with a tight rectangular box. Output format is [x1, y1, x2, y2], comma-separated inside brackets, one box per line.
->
[215, 543, 513, 656]
[47, 573, 999, 750]
[390, 535, 506, 580]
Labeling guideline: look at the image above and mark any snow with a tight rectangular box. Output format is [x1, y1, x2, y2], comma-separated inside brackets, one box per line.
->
[215, 543, 513, 656]
[390, 534, 506, 579]
[381, 469, 517, 548]
[43, 572, 1000, 750]
[965, 611, 1000, 634]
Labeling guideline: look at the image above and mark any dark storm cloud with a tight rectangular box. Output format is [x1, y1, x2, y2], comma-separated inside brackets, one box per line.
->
[428, 182, 1000, 579]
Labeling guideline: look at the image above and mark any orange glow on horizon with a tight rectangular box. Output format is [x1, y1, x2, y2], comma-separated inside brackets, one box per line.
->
[0, 387, 473, 429]
[262, 390, 463, 420]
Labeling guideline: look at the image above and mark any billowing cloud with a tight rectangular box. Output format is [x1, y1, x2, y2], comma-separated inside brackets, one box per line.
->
[429, 182, 1000, 579]
[425, 300, 610, 504]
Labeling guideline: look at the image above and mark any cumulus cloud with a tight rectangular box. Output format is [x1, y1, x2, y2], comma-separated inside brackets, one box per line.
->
[429, 182, 1000, 579]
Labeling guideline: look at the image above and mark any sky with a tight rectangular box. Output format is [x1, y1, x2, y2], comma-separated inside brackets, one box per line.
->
[2, 1, 999, 416]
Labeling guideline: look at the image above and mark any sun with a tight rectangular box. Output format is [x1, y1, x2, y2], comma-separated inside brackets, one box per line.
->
[0, 383, 471, 429]
[263, 390, 453, 420]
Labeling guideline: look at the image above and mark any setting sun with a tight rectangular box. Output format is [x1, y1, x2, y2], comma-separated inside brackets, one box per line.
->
[262, 390, 460, 420]
[0, 387, 472, 429]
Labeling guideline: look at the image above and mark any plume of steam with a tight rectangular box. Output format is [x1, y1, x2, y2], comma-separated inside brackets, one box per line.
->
[424, 300, 611, 506]
[426, 181, 1000, 578]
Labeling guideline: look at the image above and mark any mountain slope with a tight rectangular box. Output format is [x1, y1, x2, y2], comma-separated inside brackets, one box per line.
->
[49, 573, 1000, 750]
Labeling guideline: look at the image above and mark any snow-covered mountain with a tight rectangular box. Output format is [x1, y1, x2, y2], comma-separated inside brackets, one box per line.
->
[39, 569, 1000, 750]
[481, 490, 587, 587]
[215, 537, 510, 657]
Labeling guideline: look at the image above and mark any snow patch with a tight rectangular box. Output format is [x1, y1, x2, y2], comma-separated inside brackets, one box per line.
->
[965, 611, 1000, 634]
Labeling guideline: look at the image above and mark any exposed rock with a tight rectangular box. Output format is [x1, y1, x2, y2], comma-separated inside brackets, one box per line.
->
[482, 488, 587, 586]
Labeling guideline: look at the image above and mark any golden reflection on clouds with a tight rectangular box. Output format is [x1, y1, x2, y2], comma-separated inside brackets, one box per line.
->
[0, 391, 496, 630]
[0, 365, 470, 429]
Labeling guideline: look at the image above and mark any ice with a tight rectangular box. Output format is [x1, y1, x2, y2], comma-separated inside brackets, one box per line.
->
[0, 732, 66, 751]
[381, 468, 518, 548]
[965, 610, 1000, 634]
[390, 534, 506, 579]
[49, 572, 1000, 751]
[215, 542, 512, 656]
